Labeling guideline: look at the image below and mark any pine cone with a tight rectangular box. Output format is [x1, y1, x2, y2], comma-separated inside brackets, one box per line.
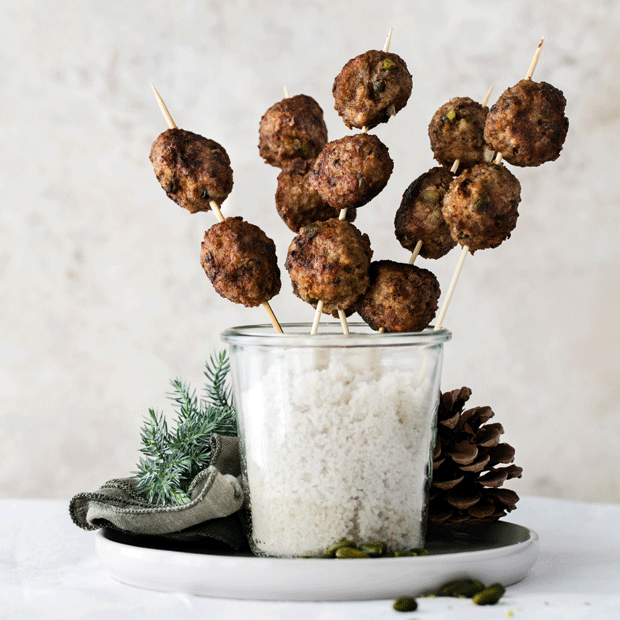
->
[428, 387, 522, 527]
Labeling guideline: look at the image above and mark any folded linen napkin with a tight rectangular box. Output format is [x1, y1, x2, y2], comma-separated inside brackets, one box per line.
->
[69, 435, 248, 551]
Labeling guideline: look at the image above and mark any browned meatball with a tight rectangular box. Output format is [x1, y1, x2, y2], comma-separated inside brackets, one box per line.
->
[150, 128, 233, 214]
[258, 94, 328, 168]
[394, 167, 456, 259]
[275, 158, 356, 232]
[484, 79, 569, 167]
[354, 260, 440, 333]
[442, 163, 521, 253]
[200, 217, 280, 307]
[332, 50, 413, 130]
[309, 134, 393, 211]
[284, 218, 372, 315]
[428, 97, 491, 170]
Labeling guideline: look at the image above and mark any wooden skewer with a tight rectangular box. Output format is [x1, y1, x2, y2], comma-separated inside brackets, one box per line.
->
[310, 298, 350, 336]
[311, 300, 324, 335]
[151, 84, 283, 334]
[408, 239, 424, 265]
[526, 37, 544, 81]
[383, 27, 393, 53]
[151, 84, 177, 129]
[434, 40, 544, 331]
[482, 84, 494, 107]
[434, 241, 467, 330]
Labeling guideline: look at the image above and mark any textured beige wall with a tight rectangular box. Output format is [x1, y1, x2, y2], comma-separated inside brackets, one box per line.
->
[1, 0, 618, 502]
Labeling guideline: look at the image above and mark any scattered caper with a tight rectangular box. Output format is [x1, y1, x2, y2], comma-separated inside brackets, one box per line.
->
[326, 539, 357, 557]
[393, 548, 428, 557]
[393, 597, 418, 612]
[359, 542, 386, 556]
[473, 583, 505, 605]
[335, 546, 370, 558]
[439, 580, 475, 597]
[450, 580, 486, 598]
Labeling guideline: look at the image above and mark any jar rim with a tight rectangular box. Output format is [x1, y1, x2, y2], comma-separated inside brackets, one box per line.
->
[221, 322, 451, 348]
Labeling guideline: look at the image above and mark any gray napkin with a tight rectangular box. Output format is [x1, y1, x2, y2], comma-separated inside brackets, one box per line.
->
[69, 435, 248, 551]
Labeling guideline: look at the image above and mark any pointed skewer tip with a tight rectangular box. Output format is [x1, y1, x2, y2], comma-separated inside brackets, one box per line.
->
[526, 37, 545, 80]
[150, 83, 177, 129]
[481, 85, 494, 108]
[383, 27, 393, 53]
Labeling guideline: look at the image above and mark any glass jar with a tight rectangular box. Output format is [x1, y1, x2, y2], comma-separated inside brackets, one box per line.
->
[221, 323, 451, 558]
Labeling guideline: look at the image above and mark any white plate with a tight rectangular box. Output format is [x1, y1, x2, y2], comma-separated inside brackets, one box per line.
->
[96, 521, 538, 601]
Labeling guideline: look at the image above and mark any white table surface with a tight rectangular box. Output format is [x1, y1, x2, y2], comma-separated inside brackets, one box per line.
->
[1, 496, 619, 619]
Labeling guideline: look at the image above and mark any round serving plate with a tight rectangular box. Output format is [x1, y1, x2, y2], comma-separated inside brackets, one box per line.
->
[95, 520, 538, 601]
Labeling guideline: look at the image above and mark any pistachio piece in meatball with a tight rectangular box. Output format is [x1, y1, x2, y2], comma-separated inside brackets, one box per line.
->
[285, 218, 372, 315]
[200, 217, 281, 307]
[332, 50, 413, 130]
[275, 158, 356, 232]
[484, 79, 569, 167]
[428, 97, 491, 170]
[309, 134, 393, 211]
[394, 167, 456, 260]
[258, 94, 328, 168]
[150, 128, 233, 214]
[442, 163, 521, 254]
[354, 260, 440, 333]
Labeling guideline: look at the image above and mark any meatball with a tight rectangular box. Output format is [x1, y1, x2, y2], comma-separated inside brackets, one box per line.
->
[150, 129, 233, 214]
[332, 50, 413, 130]
[354, 260, 440, 333]
[394, 167, 456, 259]
[258, 94, 328, 168]
[275, 158, 356, 232]
[484, 79, 569, 167]
[285, 218, 373, 315]
[442, 163, 521, 253]
[428, 97, 491, 170]
[310, 134, 393, 211]
[200, 216, 281, 307]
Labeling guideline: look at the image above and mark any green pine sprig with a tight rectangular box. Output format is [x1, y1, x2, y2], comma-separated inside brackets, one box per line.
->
[132, 351, 237, 505]
[203, 349, 233, 409]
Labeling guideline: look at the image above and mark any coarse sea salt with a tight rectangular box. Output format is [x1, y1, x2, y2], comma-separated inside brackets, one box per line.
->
[238, 353, 439, 557]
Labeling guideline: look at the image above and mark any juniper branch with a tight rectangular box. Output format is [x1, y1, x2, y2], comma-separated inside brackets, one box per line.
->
[132, 350, 237, 505]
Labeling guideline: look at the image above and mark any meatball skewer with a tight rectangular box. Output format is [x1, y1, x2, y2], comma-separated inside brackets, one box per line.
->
[310, 28, 393, 335]
[269, 86, 352, 335]
[150, 84, 283, 333]
[434, 38, 545, 331]
[404, 86, 493, 265]
[336, 27, 394, 220]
